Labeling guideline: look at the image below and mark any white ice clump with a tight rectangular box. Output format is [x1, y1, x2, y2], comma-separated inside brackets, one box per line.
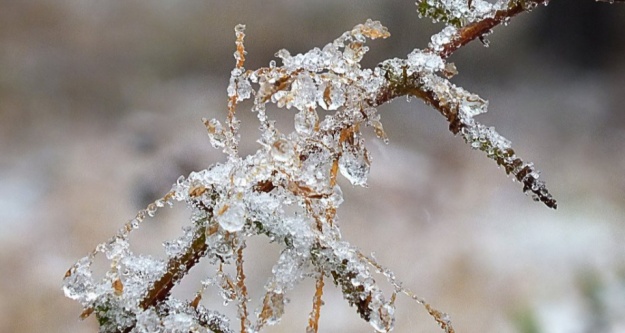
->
[100, 236, 129, 260]
[407, 49, 445, 73]
[133, 308, 162, 333]
[215, 196, 247, 232]
[429, 25, 458, 53]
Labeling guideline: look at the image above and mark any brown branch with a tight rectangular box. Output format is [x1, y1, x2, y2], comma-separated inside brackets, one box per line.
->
[307, 273, 325, 333]
[236, 244, 250, 333]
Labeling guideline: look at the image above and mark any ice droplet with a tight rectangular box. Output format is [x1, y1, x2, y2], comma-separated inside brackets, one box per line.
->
[291, 74, 317, 111]
[328, 185, 344, 207]
[216, 199, 246, 232]
[235, 76, 252, 102]
[234, 23, 245, 34]
[369, 119, 389, 143]
[339, 147, 370, 186]
[294, 109, 319, 135]
[271, 137, 295, 163]
[203, 118, 227, 149]
[317, 81, 346, 111]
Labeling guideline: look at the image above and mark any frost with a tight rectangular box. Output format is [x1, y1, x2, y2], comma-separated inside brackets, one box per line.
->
[134, 308, 162, 333]
[369, 296, 396, 333]
[270, 249, 310, 294]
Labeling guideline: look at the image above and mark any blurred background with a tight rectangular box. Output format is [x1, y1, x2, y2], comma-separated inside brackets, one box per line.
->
[1, 1, 625, 332]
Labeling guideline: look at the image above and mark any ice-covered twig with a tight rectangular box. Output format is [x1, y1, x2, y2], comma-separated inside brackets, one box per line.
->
[63, 1, 625, 332]
[370, 0, 557, 208]
[418, 0, 550, 58]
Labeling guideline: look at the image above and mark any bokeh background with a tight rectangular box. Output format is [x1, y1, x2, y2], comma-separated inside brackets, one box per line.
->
[1, 1, 625, 332]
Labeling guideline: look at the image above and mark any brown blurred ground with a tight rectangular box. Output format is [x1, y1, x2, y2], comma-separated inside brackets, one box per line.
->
[1, 1, 625, 332]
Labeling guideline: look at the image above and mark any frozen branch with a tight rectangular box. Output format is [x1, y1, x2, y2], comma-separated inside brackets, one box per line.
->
[63, 1, 625, 332]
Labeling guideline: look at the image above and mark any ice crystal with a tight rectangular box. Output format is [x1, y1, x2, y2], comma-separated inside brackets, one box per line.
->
[338, 144, 371, 187]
